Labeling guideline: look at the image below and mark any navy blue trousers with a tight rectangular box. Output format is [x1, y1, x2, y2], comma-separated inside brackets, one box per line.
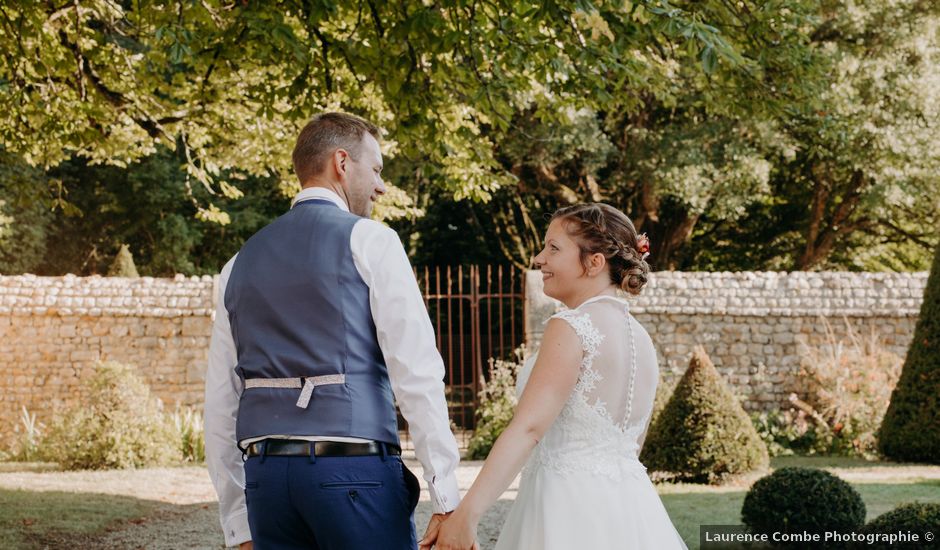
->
[244, 452, 420, 550]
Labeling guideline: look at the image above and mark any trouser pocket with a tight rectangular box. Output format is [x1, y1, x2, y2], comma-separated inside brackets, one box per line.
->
[320, 480, 384, 489]
[401, 463, 420, 511]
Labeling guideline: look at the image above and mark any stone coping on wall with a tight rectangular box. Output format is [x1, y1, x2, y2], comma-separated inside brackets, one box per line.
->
[526, 270, 927, 340]
[1, 271, 927, 319]
[0, 274, 216, 317]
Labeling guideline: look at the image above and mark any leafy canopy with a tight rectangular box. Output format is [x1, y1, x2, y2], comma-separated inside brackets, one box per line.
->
[0, 0, 787, 221]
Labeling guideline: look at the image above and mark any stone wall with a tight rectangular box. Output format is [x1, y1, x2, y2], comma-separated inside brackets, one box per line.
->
[525, 271, 927, 411]
[0, 271, 928, 441]
[1, 274, 215, 441]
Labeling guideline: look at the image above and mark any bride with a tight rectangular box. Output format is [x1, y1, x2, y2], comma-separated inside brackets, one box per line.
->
[421, 203, 688, 550]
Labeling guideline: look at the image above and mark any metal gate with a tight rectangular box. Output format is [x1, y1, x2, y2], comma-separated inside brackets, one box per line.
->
[400, 265, 526, 447]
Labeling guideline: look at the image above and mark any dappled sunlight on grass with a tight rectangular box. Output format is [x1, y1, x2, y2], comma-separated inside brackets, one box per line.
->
[0, 488, 156, 549]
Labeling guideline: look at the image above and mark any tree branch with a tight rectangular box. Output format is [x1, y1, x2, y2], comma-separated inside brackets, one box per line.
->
[309, 25, 333, 93]
[367, 0, 384, 38]
[879, 218, 935, 249]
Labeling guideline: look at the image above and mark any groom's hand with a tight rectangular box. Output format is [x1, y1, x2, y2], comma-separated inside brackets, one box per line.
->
[238, 542, 252, 550]
[418, 512, 451, 549]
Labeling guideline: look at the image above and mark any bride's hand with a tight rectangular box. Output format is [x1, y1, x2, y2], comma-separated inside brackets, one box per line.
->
[433, 508, 480, 550]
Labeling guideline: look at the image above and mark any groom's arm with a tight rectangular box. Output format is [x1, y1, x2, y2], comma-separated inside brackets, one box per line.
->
[351, 219, 461, 514]
[204, 255, 253, 547]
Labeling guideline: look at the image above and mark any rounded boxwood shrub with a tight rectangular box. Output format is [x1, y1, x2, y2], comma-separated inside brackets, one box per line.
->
[41, 361, 179, 469]
[878, 243, 940, 463]
[641, 346, 769, 483]
[742, 467, 866, 538]
[858, 503, 940, 549]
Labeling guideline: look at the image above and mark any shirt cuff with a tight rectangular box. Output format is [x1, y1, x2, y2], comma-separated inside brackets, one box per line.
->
[222, 510, 252, 548]
[428, 473, 461, 514]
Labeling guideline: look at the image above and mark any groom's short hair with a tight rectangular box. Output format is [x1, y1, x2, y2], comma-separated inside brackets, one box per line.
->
[293, 112, 380, 186]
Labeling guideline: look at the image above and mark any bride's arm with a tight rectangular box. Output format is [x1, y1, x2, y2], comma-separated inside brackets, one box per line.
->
[423, 318, 582, 550]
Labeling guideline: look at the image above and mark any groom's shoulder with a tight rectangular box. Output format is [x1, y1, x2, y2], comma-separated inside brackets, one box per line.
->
[353, 217, 402, 243]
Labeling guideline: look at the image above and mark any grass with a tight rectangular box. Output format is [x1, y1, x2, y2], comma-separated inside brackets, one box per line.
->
[0, 462, 60, 474]
[0, 488, 158, 549]
[770, 455, 931, 470]
[0, 455, 936, 549]
[658, 456, 940, 549]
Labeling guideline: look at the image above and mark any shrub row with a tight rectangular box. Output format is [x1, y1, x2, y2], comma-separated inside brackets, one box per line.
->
[8, 362, 204, 469]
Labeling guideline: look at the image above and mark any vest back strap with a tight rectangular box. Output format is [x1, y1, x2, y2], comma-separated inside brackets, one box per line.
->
[244, 374, 346, 409]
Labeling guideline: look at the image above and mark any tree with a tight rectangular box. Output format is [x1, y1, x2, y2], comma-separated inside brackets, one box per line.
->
[0, 147, 291, 276]
[782, 1, 940, 270]
[0, 0, 739, 224]
[878, 242, 940, 463]
[5, 2, 934, 273]
[0, 151, 52, 274]
[651, 0, 940, 270]
[411, 0, 940, 271]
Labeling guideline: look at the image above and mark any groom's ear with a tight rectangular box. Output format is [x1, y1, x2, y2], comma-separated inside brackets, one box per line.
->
[331, 148, 350, 180]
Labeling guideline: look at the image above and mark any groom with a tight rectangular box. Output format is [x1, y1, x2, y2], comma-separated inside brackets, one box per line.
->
[205, 112, 461, 549]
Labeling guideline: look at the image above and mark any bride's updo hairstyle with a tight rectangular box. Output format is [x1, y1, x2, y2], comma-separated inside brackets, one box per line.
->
[551, 203, 651, 295]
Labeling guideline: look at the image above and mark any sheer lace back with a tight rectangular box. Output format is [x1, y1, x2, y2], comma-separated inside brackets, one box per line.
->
[558, 296, 658, 433]
[518, 295, 660, 479]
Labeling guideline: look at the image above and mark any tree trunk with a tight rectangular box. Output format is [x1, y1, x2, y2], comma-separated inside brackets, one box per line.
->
[641, 210, 700, 271]
[795, 170, 865, 270]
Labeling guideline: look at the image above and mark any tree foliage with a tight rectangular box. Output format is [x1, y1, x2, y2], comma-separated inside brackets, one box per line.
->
[0, 151, 51, 273]
[0, 148, 288, 276]
[1, 0, 737, 219]
[449, 0, 940, 271]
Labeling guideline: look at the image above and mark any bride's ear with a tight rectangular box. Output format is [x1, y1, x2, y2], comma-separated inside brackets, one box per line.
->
[585, 252, 607, 277]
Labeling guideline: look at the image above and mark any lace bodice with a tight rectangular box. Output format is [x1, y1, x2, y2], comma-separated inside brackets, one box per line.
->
[517, 295, 659, 479]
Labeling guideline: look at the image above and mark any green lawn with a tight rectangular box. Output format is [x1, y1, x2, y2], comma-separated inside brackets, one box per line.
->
[0, 488, 158, 549]
[658, 457, 940, 549]
[0, 457, 936, 549]
[770, 455, 930, 470]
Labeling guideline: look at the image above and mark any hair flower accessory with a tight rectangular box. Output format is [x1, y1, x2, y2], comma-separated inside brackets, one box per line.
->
[636, 233, 650, 260]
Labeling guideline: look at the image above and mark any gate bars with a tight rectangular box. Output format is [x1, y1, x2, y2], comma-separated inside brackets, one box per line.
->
[399, 265, 526, 449]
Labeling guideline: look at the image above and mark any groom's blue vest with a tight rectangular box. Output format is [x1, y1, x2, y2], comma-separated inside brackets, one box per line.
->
[225, 199, 400, 447]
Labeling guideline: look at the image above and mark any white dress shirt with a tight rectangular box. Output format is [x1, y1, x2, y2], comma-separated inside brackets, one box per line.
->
[205, 187, 461, 547]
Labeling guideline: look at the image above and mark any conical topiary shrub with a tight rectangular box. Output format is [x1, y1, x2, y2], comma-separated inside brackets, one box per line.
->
[640, 346, 769, 483]
[878, 243, 940, 463]
[107, 243, 139, 277]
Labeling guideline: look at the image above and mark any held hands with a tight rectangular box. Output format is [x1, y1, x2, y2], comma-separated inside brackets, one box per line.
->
[419, 509, 479, 550]
[419, 513, 450, 550]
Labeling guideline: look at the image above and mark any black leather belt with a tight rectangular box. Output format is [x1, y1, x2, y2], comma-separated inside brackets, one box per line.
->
[246, 439, 401, 458]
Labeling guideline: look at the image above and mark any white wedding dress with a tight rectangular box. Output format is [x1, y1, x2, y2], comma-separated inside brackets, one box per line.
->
[495, 295, 688, 550]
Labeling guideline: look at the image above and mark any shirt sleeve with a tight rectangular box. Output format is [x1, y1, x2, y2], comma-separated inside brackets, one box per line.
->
[350, 219, 462, 514]
[204, 255, 253, 547]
